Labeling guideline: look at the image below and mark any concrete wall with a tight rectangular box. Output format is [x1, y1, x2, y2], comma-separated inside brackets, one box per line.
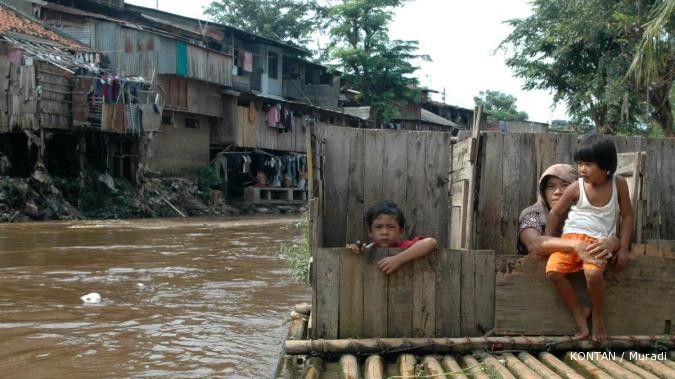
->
[147, 112, 210, 175]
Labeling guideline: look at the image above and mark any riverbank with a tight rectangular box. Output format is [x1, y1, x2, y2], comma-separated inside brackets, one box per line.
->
[0, 170, 305, 222]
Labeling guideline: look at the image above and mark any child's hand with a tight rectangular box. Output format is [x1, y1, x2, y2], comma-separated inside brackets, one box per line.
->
[613, 248, 629, 271]
[575, 241, 607, 269]
[377, 256, 402, 275]
[346, 241, 365, 254]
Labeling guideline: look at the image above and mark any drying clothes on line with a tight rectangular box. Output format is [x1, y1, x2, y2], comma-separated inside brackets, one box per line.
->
[265, 104, 281, 128]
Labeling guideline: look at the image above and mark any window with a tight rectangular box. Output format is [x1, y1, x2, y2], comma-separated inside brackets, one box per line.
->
[185, 118, 200, 129]
[267, 51, 278, 79]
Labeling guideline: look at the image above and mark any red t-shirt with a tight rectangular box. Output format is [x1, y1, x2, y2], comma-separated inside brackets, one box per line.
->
[396, 236, 424, 249]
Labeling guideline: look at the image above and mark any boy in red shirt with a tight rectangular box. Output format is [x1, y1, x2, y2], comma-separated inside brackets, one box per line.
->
[346, 201, 438, 274]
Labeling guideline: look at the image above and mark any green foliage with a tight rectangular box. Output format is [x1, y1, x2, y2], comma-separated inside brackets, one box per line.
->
[280, 211, 311, 285]
[473, 90, 528, 122]
[193, 166, 220, 191]
[325, 0, 429, 126]
[499, 0, 674, 136]
[205, 0, 321, 46]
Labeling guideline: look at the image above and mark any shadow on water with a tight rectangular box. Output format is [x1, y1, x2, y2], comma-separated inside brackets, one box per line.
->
[0, 216, 310, 378]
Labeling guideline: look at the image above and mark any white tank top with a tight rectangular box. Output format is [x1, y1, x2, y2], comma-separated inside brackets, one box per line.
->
[563, 177, 618, 239]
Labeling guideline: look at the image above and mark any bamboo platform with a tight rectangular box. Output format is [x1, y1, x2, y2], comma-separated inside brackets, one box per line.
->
[275, 304, 675, 379]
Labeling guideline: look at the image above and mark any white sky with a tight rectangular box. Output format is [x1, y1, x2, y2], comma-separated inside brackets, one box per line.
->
[126, 0, 567, 123]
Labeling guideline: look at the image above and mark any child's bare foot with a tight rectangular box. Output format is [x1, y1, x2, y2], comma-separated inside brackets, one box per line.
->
[592, 315, 607, 343]
[572, 307, 591, 340]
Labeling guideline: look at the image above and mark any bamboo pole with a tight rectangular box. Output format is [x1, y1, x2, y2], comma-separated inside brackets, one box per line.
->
[460, 355, 490, 379]
[563, 352, 613, 379]
[517, 352, 562, 379]
[364, 355, 383, 379]
[397, 354, 416, 379]
[339, 355, 358, 379]
[500, 352, 541, 379]
[589, 358, 635, 379]
[628, 351, 675, 378]
[538, 352, 584, 379]
[474, 351, 516, 379]
[284, 336, 675, 355]
[613, 358, 660, 379]
[295, 303, 311, 315]
[441, 355, 468, 379]
[421, 356, 444, 377]
[287, 312, 308, 341]
[303, 357, 323, 379]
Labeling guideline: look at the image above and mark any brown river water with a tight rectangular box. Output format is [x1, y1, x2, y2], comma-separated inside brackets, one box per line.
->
[0, 216, 310, 378]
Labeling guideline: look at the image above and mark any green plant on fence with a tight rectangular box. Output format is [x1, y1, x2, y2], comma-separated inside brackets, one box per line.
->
[280, 211, 311, 285]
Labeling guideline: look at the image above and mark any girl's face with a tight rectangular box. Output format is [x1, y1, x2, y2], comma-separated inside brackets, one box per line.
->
[577, 161, 607, 184]
[368, 214, 403, 247]
[544, 176, 570, 208]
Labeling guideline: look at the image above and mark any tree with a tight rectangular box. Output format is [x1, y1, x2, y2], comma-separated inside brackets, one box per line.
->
[325, 0, 429, 126]
[499, 0, 673, 136]
[204, 0, 320, 46]
[473, 90, 528, 122]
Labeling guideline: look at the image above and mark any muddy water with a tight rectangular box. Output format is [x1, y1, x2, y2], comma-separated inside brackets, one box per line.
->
[0, 217, 310, 378]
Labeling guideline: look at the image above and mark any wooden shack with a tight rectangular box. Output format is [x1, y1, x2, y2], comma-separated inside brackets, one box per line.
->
[306, 125, 674, 339]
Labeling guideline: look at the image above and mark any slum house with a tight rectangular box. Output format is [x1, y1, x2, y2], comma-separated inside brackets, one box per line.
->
[22, 0, 357, 202]
[274, 125, 675, 378]
[0, 3, 137, 181]
[342, 105, 460, 132]
[421, 99, 473, 131]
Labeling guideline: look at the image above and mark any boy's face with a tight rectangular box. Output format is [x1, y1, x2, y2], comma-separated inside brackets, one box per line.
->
[368, 214, 403, 247]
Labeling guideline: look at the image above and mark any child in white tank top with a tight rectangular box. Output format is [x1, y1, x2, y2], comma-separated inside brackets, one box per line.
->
[545, 134, 633, 343]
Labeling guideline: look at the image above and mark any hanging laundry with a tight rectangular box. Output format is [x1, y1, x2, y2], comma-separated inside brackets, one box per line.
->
[265, 104, 281, 128]
[243, 52, 253, 72]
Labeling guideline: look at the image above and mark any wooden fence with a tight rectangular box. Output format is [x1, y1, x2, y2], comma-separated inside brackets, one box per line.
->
[466, 132, 675, 254]
[309, 125, 675, 339]
[312, 248, 495, 339]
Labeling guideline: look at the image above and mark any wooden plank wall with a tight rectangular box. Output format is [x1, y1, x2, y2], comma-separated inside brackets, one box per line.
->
[234, 102, 309, 152]
[471, 132, 675, 254]
[312, 248, 495, 339]
[312, 125, 450, 247]
[495, 243, 675, 335]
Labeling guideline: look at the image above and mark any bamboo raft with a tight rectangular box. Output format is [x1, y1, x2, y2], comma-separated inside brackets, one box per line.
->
[276, 304, 675, 379]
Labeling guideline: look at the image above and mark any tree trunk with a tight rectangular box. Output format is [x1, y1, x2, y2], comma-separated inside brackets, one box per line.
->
[649, 82, 674, 137]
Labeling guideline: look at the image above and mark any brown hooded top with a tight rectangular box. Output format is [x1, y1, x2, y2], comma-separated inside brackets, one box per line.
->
[517, 164, 577, 254]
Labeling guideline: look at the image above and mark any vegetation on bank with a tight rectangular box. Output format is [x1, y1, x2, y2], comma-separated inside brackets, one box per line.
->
[280, 211, 311, 285]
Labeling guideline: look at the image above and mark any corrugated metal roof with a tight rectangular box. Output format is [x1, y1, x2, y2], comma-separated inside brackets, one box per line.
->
[343, 106, 459, 127]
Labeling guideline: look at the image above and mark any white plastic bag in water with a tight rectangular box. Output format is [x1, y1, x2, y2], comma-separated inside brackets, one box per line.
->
[80, 292, 101, 304]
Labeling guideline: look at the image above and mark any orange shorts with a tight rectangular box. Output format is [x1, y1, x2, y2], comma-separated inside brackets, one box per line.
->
[545, 233, 605, 273]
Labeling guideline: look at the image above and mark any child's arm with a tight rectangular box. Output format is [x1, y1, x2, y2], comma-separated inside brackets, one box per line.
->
[377, 237, 437, 275]
[545, 182, 579, 237]
[615, 176, 633, 270]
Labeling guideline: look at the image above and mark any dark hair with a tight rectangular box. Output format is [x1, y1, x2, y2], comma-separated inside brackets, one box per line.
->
[573, 134, 617, 176]
[366, 201, 405, 229]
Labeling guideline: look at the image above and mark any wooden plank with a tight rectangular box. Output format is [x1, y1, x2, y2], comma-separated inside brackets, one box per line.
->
[435, 249, 461, 336]
[495, 253, 675, 335]
[460, 250, 477, 336]
[405, 132, 426, 238]
[363, 129, 385, 238]
[314, 248, 339, 339]
[554, 133, 576, 165]
[363, 247, 388, 337]
[387, 248, 413, 337]
[501, 133, 535, 255]
[382, 130, 408, 220]
[322, 126, 351, 247]
[476, 133, 504, 251]
[413, 251, 436, 337]
[340, 129, 365, 338]
[449, 180, 468, 249]
[426, 131, 450, 247]
[474, 250, 496, 335]
[534, 130, 557, 179]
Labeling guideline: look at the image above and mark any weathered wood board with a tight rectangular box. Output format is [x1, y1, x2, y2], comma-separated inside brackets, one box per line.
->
[312, 248, 495, 339]
[495, 247, 675, 336]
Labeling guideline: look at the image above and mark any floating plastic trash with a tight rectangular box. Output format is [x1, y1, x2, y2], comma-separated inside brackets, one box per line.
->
[80, 292, 101, 304]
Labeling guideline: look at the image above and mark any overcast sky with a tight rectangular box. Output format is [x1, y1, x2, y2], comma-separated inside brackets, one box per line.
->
[126, 0, 567, 122]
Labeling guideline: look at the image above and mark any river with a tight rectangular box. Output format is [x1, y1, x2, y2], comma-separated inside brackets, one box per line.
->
[0, 216, 310, 378]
